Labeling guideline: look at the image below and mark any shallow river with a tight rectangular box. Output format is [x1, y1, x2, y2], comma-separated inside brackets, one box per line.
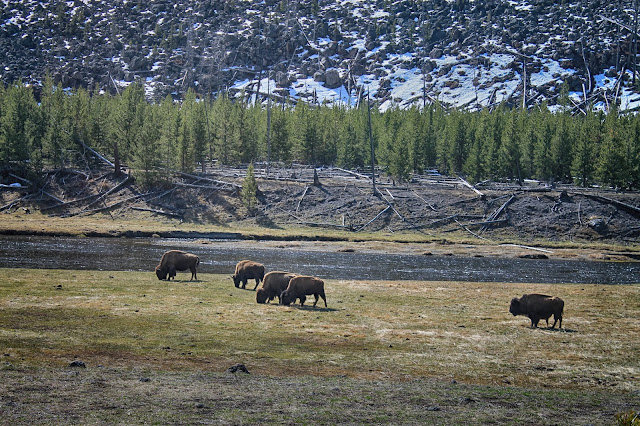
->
[0, 235, 638, 284]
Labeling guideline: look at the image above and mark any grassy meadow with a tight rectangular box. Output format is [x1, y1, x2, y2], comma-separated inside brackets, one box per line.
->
[1, 269, 639, 424]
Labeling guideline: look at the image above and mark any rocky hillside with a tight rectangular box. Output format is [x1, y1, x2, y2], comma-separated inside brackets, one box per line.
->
[1, 0, 638, 111]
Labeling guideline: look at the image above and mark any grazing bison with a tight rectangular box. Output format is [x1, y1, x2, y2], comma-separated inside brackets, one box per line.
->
[232, 260, 265, 290]
[509, 293, 564, 329]
[280, 275, 327, 308]
[155, 250, 200, 281]
[256, 271, 297, 304]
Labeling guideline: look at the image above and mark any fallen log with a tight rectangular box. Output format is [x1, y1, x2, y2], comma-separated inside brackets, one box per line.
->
[175, 171, 242, 189]
[411, 190, 437, 211]
[130, 207, 183, 218]
[40, 192, 102, 211]
[462, 219, 508, 227]
[76, 175, 134, 212]
[9, 173, 65, 204]
[500, 244, 554, 254]
[0, 195, 31, 212]
[458, 175, 485, 198]
[579, 193, 640, 219]
[455, 218, 492, 241]
[332, 167, 372, 180]
[481, 194, 516, 233]
[79, 140, 114, 168]
[174, 182, 237, 192]
[356, 205, 391, 232]
[296, 186, 309, 212]
[69, 192, 148, 217]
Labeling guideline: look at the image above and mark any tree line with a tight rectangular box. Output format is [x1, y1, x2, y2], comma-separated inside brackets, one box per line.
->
[1, 79, 639, 190]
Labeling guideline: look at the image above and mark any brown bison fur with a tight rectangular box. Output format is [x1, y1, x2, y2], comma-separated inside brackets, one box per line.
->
[155, 250, 200, 281]
[280, 275, 327, 308]
[509, 293, 564, 329]
[232, 260, 265, 290]
[256, 271, 297, 304]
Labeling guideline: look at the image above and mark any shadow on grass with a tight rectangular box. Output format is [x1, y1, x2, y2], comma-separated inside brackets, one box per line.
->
[545, 327, 578, 333]
[234, 285, 260, 291]
[289, 305, 339, 312]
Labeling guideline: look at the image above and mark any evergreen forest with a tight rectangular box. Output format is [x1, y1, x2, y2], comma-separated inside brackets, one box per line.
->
[1, 79, 639, 190]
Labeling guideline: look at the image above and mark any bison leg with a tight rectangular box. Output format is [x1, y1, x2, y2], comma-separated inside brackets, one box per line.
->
[253, 279, 260, 291]
[299, 295, 306, 307]
[320, 290, 327, 307]
[241, 278, 248, 289]
[190, 267, 197, 281]
[312, 294, 319, 307]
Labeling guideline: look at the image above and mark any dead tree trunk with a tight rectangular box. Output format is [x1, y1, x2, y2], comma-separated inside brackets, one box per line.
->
[113, 142, 121, 177]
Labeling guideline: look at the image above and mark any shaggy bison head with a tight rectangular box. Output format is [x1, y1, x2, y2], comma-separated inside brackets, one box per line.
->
[509, 298, 521, 316]
[156, 267, 168, 280]
[231, 274, 241, 288]
[280, 290, 294, 306]
[256, 288, 268, 304]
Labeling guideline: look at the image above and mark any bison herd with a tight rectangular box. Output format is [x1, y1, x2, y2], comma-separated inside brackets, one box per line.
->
[232, 259, 327, 308]
[154, 250, 564, 327]
[155, 250, 327, 308]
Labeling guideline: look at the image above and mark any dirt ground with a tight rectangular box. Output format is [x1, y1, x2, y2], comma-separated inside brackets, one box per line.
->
[1, 165, 639, 250]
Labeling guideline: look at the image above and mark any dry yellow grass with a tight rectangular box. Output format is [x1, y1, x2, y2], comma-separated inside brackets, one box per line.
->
[1, 269, 638, 390]
[1, 269, 638, 424]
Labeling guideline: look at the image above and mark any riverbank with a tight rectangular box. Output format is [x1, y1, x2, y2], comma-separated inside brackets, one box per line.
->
[1, 270, 639, 424]
[2, 166, 640, 253]
[1, 210, 639, 263]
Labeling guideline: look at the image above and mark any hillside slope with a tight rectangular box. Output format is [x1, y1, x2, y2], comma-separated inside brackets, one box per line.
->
[1, 0, 638, 112]
[2, 165, 639, 248]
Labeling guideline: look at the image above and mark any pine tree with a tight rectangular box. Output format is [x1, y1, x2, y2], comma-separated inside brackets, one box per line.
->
[270, 104, 292, 164]
[628, 116, 640, 189]
[571, 109, 600, 187]
[133, 105, 162, 187]
[212, 94, 237, 165]
[40, 76, 73, 168]
[389, 117, 414, 181]
[597, 108, 628, 188]
[235, 100, 260, 164]
[498, 109, 522, 181]
[465, 109, 490, 182]
[69, 86, 91, 147]
[110, 83, 146, 175]
[518, 109, 536, 179]
[533, 106, 554, 182]
[550, 112, 573, 182]
[87, 86, 112, 161]
[0, 81, 39, 175]
[316, 105, 339, 165]
[158, 94, 180, 174]
[191, 93, 208, 172]
[241, 162, 258, 214]
[442, 110, 467, 174]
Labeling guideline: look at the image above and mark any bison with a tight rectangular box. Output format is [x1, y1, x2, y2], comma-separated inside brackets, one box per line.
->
[256, 271, 297, 304]
[155, 250, 200, 281]
[509, 293, 564, 329]
[232, 260, 265, 290]
[280, 275, 327, 308]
